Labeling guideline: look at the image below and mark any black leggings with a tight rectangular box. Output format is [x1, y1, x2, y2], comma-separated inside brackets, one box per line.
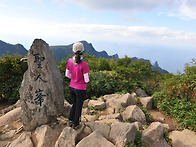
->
[69, 87, 86, 126]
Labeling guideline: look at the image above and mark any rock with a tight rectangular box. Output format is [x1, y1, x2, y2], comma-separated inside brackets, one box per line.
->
[76, 125, 92, 143]
[76, 130, 115, 147]
[35, 125, 55, 147]
[9, 132, 33, 147]
[98, 113, 122, 121]
[0, 141, 10, 147]
[0, 130, 15, 140]
[0, 107, 21, 127]
[132, 122, 143, 130]
[98, 119, 120, 125]
[83, 99, 89, 108]
[140, 97, 153, 110]
[97, 97, 105, 102]
[109, 122, 137, 147]
[55, 127, 77, 147]
[89, 109, 97, 115]
[82, 108, 90, 115]
[106, 93, 137, 113]
[57, 116, 67, 125]
[2, 100, 21, 115]
[19, 39, 64, 131]
[14, 100, 21, 107]
[88, 100, 106, 109]
[87, 121, 111, 139]
[162, 124, 174, 132]
[136, 88, 148, 97]
[121, 105, 146, 125]
[169, 129, 196, 147]
[1, 124, 16, 133]
[142, 122, 170, 147]
[75, 124, 85, 136]
[103, 94, 120, 102]
[83, 115, 98, 122]
[104, 107, 115, 114]
[62, 100, 72, 117]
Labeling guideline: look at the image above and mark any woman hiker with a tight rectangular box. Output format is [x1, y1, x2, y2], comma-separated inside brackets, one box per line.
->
[65, 41, 90, 129]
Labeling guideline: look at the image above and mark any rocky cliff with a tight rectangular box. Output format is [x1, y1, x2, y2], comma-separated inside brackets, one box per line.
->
[50, 40, 119, 61]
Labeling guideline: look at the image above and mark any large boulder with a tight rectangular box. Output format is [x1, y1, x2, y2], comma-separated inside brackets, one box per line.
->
[19, 39, 64, 131]
[0, 127, 15, 140]
[102, 94, 120, 102]
[9, 132, 33, 147]
[88, 100, 106, 109]
[136, 88, 148, 97]
[140, 97, 153, 110]
[142, 122, 170, 147]
[62, 100, 72, 117]
[87, 121, 111, 139]
[76, 130, 115, 147]
[76, 125, 92, 143]
[169, 129, 196, 147]
[106, 93, 137, 113]
[109, 122, 137, 147]
[55, 127, 77, 147]
[0, 107, 21, 127]
[121, 105, 146, 125]
[1, 100, 21, 115]
[35, 125, 55, 147]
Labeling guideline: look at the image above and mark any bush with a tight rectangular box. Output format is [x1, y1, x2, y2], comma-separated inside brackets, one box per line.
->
[153, 59, 196, 131]
[0, 54, 27, 103]
[86, 71, 124, 99]
[153, 92, 196, 131]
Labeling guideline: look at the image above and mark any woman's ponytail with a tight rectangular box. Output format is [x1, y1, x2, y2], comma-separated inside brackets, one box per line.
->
[75, 51, 82, 64]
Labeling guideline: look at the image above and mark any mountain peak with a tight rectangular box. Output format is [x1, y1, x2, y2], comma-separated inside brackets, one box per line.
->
[153, 61, 159, 67]
[0, 40, 27, 56]
[50, 40, 119, 61]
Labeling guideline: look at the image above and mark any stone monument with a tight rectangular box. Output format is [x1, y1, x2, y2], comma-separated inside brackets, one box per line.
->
[19, 39, 64, 131]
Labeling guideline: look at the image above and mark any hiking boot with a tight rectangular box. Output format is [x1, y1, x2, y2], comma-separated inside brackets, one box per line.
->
[69, 120, 73, 127]
[72, 123, 82, 130]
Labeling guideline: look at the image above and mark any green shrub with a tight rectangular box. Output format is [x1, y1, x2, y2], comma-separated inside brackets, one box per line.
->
[153, 91, 196, 131]
[0, 54, 27, 103]
[86, 71, 125, 98]
[153, 59, 196, 131]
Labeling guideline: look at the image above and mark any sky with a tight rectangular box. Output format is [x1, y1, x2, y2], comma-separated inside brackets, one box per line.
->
[0, 0, 196, 73]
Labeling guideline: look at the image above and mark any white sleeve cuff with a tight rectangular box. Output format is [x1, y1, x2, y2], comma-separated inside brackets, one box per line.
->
[65, 69, 71, 79]
[84, 73, 89, 83]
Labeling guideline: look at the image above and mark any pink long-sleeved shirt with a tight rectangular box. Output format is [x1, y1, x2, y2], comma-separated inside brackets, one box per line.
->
[66, 58, 90, 90]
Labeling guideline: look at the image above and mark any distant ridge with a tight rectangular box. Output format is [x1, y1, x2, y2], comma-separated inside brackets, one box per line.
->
[50, 40, 119, 61]
[0, 40, 168, 73]
[132, 57, 169, 74]
[152, 61, 169, 74]
[0, 40, 27, 56]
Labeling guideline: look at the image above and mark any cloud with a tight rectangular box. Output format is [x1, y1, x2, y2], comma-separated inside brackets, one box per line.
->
[0, 13, 196, 49]
[19, 7, 40, 12]
[178, 0, 196, 20]
[62, 0, 168, 12]
[60, 0, 196, 20]
[0, 3, 8, 7]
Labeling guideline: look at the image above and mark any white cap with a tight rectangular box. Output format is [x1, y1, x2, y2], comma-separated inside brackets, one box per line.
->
[72, 42, 84, 53]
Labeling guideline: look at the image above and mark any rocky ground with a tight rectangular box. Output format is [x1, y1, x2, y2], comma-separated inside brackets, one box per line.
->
[0, 89, 195, 147]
